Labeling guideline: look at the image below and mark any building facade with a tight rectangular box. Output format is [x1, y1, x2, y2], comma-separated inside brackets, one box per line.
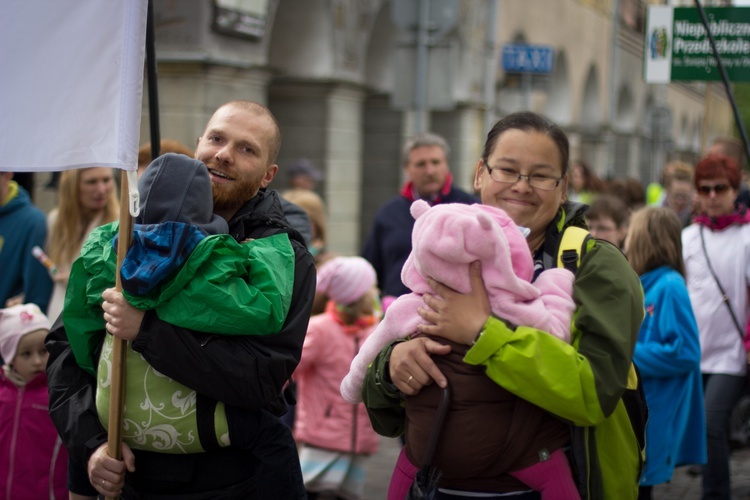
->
[144, 0, 734, 255]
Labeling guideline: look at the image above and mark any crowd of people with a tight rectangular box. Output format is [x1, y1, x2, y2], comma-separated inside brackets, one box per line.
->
[0, 101, 749, 499]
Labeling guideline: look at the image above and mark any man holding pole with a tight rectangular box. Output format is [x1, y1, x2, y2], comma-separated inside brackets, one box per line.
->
[46, 100, 316, 498]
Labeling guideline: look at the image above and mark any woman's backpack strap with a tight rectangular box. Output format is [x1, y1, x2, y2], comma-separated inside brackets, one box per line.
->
[556, 226, 591, 273]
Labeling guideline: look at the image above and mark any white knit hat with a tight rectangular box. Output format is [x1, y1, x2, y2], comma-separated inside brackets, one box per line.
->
[316, 257, 377, 305]
[0, 304, 51, 363]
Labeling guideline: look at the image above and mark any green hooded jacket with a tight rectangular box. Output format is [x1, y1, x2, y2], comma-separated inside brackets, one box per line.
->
[64, 221, 295, 377]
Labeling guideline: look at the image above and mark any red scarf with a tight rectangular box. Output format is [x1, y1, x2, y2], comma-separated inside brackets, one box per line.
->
[325, 301, 376, 335]
[694, 204, 750, 231]
[400, 173, 454, 204]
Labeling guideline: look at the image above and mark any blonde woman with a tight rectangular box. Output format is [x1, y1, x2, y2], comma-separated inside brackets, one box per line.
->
[46, 167, 118, 321]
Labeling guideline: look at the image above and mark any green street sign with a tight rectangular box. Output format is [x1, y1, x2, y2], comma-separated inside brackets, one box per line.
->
[645, 6, 750, 83]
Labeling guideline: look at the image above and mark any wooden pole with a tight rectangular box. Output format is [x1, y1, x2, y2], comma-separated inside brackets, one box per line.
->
[106, 4, 155, 497]
[105, 174, 134, 500]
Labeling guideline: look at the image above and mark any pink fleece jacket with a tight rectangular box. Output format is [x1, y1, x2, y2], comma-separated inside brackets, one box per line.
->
[0, 372, 68, 499]
[341, 200, 575, 404]
[295, 312, 380, 454]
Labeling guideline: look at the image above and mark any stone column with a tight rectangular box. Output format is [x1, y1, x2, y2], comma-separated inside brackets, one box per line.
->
[269, 82, 366, 256]
[325, 85, 366, 256]
[433, 106, 486, 193]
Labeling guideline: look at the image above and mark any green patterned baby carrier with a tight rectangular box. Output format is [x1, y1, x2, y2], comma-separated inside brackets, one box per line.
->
[96, 335, 230, 454]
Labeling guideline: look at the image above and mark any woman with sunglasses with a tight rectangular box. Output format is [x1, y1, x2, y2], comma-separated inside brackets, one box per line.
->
[682, 154, 750, 500]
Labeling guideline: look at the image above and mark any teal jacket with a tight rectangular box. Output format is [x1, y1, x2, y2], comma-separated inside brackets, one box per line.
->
[64, 221, 295, 377]
[361, 202, 645, 499]
[635, 266, 705, 486]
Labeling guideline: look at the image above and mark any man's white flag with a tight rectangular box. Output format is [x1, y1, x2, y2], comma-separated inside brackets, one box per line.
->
[0, 0, 148, 173]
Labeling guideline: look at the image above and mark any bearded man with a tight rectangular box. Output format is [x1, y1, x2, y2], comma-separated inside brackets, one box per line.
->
[46, 101, 316, 499]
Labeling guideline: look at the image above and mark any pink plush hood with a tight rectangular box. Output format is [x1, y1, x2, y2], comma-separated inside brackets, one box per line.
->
[402, 200, 536, 301]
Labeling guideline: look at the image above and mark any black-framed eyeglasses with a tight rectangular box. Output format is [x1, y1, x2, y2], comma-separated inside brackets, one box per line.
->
[697, 184, 730, 196]
[482, 160, 563, 191]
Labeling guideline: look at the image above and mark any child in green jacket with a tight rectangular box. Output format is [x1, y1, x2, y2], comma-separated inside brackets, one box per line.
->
[64, 153, 303, 499]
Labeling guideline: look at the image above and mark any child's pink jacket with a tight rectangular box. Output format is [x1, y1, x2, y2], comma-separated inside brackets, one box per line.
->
[295, 312, 381, 454]
[0, 371, 68, 499]
[341, 201, 575, 404]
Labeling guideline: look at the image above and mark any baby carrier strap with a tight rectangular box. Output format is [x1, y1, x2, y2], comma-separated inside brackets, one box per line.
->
[556, 225, 591, 273]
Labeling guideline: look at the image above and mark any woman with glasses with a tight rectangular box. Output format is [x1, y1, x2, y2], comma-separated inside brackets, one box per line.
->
[361, 111, 644, 499]
[682, 154, 750, 500]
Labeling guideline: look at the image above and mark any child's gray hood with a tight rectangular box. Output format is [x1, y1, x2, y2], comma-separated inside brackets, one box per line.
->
[137, 152, 228, 235]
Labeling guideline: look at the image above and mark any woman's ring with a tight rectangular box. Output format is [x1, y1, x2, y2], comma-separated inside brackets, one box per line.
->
[407, 375, 414, 385]
[102, 479, 106, 486]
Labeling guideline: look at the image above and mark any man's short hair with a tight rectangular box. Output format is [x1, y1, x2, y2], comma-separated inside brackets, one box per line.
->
[401, 132, 450, 166]
[221, 100, 282, 166]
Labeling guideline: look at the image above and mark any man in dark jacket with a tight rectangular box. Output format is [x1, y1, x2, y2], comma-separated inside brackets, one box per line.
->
[46, 100, 316, 498]
[362, 132, 478, 306]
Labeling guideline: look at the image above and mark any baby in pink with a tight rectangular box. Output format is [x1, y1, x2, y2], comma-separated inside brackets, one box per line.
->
[341, 200, 579, 499]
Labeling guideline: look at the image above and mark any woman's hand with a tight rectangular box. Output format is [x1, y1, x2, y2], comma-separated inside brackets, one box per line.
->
[102, 288, 145, 341]
[389, 338, 451, 395]
[416, 261, 491, 345]
[88, 442, 136, 496]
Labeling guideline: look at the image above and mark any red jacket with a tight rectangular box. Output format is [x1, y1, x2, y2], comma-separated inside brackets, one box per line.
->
[294, 312, 380, 454]
[0, 372, 68, 499]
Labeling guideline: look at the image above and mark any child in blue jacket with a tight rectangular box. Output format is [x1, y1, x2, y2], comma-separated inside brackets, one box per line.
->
[625, 206, 706, 499]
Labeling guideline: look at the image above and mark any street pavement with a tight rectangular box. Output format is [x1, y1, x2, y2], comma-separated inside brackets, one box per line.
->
[362, 436, 750, 499]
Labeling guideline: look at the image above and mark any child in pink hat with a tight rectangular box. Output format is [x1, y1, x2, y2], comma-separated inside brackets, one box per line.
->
[294, 256, 382, 500]
[0, 303, 68, 498]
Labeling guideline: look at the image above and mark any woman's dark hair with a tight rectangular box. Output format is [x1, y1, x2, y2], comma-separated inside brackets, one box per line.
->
[482, 111, 570, 175]
[694, 154, 741, 190]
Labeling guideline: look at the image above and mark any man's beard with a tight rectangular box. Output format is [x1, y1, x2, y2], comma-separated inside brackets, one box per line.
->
[212, 174, 264, 216]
